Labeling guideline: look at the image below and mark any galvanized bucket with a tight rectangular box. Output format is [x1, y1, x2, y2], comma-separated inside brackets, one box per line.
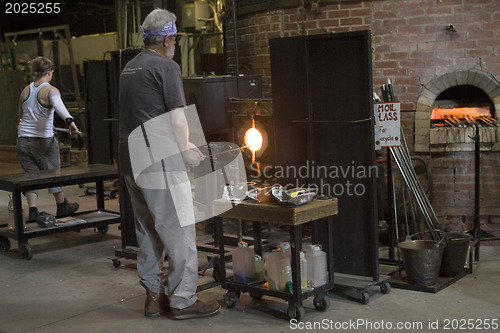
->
[398, 230, 445, 286]
[440, 232, 472, 277]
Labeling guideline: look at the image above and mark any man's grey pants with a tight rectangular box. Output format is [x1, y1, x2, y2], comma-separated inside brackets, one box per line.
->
[124, 174, 198, 309]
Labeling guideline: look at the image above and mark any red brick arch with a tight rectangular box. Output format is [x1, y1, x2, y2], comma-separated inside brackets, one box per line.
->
[414, 70, 500, 152]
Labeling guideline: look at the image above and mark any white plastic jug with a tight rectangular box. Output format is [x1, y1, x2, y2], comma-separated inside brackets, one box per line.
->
[7, 195, 26, 231]
[305, 244, 328, 288]
[255, 254, 265, 280]
[300, 251, 308, 290]
[265, 249, 291, 291]
[232, 242, 255, 283]
[278, 241, 291, 260]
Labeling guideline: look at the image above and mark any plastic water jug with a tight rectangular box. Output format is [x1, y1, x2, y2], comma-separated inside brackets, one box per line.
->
[7, 195, 15, 231]
[300, 251, 308, 290]
[279, 241, 291, 260]
[255, 255, 265, 280]
[7, 195, 26, 231]
[305, 244, 328, 288]
[265, 249, 291, 291]
[232, 242, 255, 283]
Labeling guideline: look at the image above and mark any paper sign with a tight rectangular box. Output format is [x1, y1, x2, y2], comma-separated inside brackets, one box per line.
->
[374, 102, 400, 149]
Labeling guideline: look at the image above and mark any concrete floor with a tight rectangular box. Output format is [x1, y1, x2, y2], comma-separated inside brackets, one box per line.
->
[1, 173, 499, 333]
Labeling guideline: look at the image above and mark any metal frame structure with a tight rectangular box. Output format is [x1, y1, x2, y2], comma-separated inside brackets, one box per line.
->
[4, 25, 83, 118]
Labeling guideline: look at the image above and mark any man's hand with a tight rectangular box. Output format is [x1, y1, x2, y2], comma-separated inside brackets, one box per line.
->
[188, 142, 205, 159]
[182, 142, 205, 167]
[182, 149, 201, 167]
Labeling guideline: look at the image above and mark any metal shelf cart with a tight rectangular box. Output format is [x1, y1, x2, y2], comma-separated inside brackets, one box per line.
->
[0, 164, 120, 259]
[213, 198, 338, 321]
[333, 273, 391, 304]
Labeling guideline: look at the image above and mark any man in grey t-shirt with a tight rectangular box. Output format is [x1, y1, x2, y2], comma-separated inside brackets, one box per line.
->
[118, 8, 220, 320]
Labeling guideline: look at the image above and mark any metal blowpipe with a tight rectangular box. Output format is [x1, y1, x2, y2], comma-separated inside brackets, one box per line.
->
[54, 127, 82, 135]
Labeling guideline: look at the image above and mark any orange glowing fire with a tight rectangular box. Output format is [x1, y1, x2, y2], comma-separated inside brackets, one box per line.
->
[431, 107, 491, 119]
[244, 118, 263, 162]
[430, 106, 498, 127]
[244, 128, 263, 152]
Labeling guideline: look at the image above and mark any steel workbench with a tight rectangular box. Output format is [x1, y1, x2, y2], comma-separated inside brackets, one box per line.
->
[0, 164, 120, 259]
[213, 197, 338, 321]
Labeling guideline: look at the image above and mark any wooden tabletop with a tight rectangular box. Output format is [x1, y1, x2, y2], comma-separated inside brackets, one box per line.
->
[0, 164, 118, 191]
[213, 197, 338, 226]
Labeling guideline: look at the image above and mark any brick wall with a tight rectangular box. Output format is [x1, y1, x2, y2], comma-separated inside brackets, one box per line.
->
[226, 1, 371, 97]
[226, 0, 500, 237]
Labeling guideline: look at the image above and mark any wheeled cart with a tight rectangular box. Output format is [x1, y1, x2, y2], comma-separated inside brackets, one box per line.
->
[213, 198, 338, 321]
[333, 273, 391, 304]
[0, 164, 120, 259]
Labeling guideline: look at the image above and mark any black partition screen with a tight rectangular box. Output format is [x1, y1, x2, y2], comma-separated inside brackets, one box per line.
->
[270, 31, 379, 279]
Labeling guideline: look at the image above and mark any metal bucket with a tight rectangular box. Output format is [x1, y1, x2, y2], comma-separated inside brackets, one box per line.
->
[398, 231, 445, 286]
[440, 232, 472, 277]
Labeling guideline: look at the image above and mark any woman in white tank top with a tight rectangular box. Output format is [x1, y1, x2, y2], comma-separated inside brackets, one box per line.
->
[16, 56, 80, 226]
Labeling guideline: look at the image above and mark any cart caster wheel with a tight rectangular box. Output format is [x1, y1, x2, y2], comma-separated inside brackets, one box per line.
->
[112, 258, 121, 268]
[249, 293, 263, 300]
[380, 281, 391, 294]
[313, 294, 330, 311]
[223, 292, 239, 309]
[0, 236, 11, 252]
[212, 263, 221, 282]
[83, 187, 90, 195]
[78, 183, 84, 188]
[359, 290, 370, 304]
[20, 243, 34, 260]
[97, 225, 109, 234]
[287, 304, 305, 321]
[108, 191, 117, 200]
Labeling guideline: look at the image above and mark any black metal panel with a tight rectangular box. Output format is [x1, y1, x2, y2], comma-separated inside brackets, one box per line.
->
[0, 71, 24, 145]
[109, 49, 142, 249]
[201, 53, 226, 75]
[109, 49, 142, 165]
[270, 31, 379, 279]
[183, 75, 263, 142]
[269, 36, 309, 187]
[84, 60, 112, 165]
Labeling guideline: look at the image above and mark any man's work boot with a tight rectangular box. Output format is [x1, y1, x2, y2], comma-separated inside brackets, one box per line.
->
[140, 281, 169, 317]
[56, 198, 79, 218]
[171, 299, 221, 320]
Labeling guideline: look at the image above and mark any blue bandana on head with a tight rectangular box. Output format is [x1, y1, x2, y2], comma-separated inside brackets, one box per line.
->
[140, 21, 177, 40]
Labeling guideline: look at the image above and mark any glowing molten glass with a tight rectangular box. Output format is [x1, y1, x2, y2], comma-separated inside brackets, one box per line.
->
[244, 127, 263, 152]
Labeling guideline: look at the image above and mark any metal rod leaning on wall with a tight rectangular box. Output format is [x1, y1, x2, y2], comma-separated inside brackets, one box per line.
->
[406, 182, 421, 236]
[392, 143, 440, 234]
[392, 149, 437, 237]
[398, 131, 435, 226]
[400, 131, 442, 232]
[399, 133, 431, 213]
[386, 147, 396, 260]
[391, 162, 403, 275]
[390, 147, 437, 237]
[472, 124, 481, 260]
[401, 181, 410, 238]
[390, 131, 442, 240]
